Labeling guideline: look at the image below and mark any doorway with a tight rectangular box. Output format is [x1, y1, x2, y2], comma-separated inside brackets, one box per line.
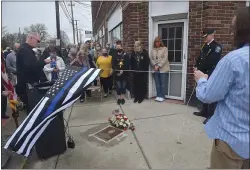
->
[154, 20, 188, 100]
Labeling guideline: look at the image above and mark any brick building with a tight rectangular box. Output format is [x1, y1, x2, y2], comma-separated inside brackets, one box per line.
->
[92, 1, 249, 104]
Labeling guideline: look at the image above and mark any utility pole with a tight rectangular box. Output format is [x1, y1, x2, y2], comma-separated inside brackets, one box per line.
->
[18, 27, 21, 44]
[55, 1, 61, 51]
[69, 1, 75, 44]
[74, 20, 79, 44]
[78, 29, 83, 44]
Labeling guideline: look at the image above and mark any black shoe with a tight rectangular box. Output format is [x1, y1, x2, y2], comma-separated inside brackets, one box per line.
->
[133, 99, 138, 103]
[138, 99, 144, 103]
[80, 98, 84, 103]
[193, 112, 205, 117]
[121, 99, 125, 105]
[1, 115, 9, 119]
[117, 99, 121, 105]
[203, 117, 210, 124]
[109, 91, 112, 95]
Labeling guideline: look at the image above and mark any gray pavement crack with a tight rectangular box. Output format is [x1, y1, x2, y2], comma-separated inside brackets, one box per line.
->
[119, 104, 152, 169]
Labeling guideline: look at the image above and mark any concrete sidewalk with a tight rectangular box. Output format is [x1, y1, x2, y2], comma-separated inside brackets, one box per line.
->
[25, 95, 212, 169]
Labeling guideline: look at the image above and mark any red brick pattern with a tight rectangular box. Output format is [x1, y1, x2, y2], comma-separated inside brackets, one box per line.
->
[122, 2, 149, 52]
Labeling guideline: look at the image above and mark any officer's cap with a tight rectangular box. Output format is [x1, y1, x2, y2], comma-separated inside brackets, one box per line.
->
[202, 28, 215, 37]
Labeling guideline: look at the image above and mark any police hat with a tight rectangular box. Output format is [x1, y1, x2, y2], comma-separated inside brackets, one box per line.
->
[202, 28, 215, 37]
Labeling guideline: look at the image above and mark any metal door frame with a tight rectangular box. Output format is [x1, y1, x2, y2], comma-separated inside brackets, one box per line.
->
[153, 19, 188, 101]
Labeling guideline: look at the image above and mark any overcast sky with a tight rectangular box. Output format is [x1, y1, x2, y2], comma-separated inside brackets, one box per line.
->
[2, 1, 92, 43]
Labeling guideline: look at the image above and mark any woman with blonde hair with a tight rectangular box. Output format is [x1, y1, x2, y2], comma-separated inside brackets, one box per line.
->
[149, 36, 170, 102]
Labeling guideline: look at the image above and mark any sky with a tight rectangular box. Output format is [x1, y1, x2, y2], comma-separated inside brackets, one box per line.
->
[2, 1, 92, 43]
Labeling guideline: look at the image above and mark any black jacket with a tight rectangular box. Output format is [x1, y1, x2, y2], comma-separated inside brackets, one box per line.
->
[16, 43, 46, 88]
[131, 49, 149, 72]
[112, 50, 130, 78]
[195, 40, 222, 76]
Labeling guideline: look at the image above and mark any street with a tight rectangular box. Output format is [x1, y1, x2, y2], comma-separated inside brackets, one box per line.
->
[24, 94, 212, 169]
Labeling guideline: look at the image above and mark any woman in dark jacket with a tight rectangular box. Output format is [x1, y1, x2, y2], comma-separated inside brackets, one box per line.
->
[131, 41, 149, 103]
[112, 43, 130, 105]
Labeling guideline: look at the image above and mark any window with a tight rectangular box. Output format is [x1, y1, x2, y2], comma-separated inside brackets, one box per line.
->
[109, 23, 123, 44]
[160, 24, 183, 63]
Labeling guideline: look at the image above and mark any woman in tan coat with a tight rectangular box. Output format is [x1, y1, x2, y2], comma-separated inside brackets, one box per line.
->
[149, 36, 170, 102]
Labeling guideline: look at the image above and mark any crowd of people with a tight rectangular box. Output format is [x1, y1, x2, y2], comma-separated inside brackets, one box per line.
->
[1, 6, 249, 169]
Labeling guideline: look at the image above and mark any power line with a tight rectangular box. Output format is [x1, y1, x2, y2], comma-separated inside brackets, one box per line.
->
[63, 1, 72, 19]
[69, 1, 76, 44]
[59, 2, 72, 23]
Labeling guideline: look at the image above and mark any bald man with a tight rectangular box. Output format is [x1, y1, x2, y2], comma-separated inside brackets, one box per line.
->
[16, 32, 51, 106]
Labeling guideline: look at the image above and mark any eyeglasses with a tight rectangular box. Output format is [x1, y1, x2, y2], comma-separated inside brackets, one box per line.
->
[33, 37, 40, 43]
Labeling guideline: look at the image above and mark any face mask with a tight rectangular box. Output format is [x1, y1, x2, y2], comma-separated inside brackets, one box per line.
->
[117, 49, 122, 53]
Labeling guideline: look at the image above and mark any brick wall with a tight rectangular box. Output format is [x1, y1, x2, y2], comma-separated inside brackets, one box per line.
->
[186, 1, 246, 105]
[122, 2, 149, 52]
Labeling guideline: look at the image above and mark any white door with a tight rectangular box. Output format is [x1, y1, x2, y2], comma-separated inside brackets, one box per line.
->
[154, 20, 187, 100]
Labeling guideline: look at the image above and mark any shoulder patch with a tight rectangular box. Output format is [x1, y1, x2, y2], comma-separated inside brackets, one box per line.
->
[215, 46, 222, 53]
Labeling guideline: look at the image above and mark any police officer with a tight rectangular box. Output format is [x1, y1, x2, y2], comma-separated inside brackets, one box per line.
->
[193, 28, 222, 124]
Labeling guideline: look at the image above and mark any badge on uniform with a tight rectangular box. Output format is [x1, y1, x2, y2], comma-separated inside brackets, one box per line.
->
[215, 46, 221, 53]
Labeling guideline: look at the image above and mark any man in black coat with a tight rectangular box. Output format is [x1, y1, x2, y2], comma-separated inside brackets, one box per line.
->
[193, 28, 222, 124]
[16, 33, 51, 106]
[131, 41, 149, 103]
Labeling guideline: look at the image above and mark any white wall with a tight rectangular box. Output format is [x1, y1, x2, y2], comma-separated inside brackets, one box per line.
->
[150, 1, 189, 17]
[107, 4, 122, 32]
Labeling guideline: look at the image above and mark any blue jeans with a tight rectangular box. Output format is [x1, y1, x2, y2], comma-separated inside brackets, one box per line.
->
[116, 80, 127, 95]
[153, 72, 168, 98]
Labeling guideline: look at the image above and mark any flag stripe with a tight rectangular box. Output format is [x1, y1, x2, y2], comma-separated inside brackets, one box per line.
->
[15, 97, 50, 145]
[62, 68, 95, 104]
[43, 67, 88, 117]
[5, 97, 46, 149]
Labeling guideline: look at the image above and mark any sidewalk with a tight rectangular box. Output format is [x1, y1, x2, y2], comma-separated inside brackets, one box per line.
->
[25, 95, 212, 169]
[1, 109, 28, 169]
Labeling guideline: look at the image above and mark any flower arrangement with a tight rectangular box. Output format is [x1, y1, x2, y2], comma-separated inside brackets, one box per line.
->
[108, 109, 135, 131]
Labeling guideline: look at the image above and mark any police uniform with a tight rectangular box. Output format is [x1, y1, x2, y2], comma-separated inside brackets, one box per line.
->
[193, 29, 222, 124]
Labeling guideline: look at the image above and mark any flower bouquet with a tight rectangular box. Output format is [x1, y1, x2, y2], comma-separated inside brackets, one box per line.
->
[108, 109, 135, 131]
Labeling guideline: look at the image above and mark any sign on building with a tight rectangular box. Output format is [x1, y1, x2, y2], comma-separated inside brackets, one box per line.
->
[85, 31, 93, 38]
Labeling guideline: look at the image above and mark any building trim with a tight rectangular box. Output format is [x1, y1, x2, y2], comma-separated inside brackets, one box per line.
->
[106, 2, 119, 20]
[152, 13, 188, 22]
[93, 1, 104, 28]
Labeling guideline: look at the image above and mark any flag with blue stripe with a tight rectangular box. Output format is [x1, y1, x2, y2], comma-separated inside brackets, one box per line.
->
[4, 66, 102, 156]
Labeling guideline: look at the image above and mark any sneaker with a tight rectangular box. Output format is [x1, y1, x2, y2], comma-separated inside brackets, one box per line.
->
[117, 99, 121, 105]
[104, 93, 108, 98]
[158, 97, 165, 102]
[155, 97, 161, 101]
[109, 91, 112, 95]
[121, 99, 125, 105]
[133, 99, 138, 103]
[1, 115, 9, 119]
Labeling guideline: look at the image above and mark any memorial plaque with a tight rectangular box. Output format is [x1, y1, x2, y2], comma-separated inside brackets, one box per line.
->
[90, 126, 124, 143]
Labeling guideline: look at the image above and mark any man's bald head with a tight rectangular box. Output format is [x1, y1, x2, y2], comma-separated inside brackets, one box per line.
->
[26, 32, 41, 48]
